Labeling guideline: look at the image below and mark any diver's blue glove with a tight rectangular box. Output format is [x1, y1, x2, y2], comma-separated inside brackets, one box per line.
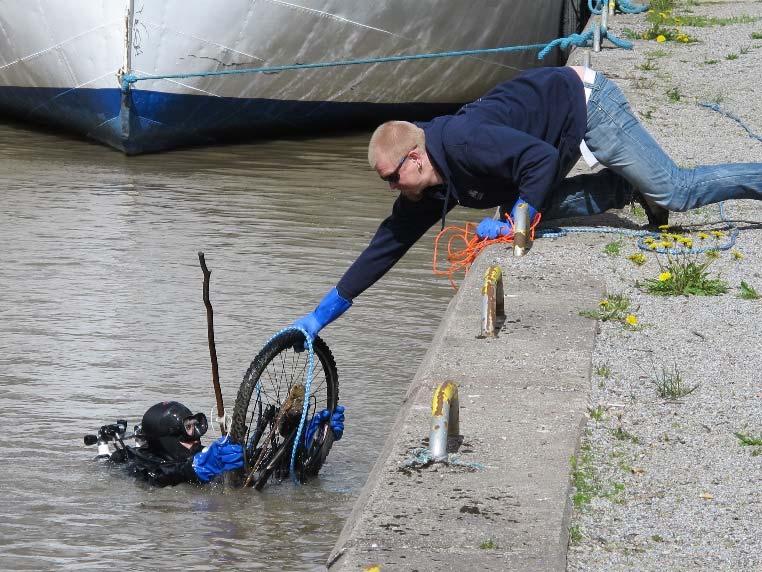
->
[292, 288, 352, 340]
[476, 217, 512, 240]
[305, 409, 331, 445]
[192, 436, 244, 482]
[511, 198, 538, 225]
[330, 405, 345, 441]
[304, 405, 346, 445]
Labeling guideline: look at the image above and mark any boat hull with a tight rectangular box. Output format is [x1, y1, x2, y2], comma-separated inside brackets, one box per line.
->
[0, 1, 585, 153]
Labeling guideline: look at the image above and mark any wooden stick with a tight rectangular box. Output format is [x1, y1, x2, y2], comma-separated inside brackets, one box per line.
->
[198, 252, 225, 433]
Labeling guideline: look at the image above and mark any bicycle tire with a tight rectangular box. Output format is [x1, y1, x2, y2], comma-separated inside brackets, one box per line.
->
[229, 330, 339, 488]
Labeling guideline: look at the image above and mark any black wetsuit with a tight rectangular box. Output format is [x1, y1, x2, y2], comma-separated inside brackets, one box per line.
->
[110, 446, 199, 487]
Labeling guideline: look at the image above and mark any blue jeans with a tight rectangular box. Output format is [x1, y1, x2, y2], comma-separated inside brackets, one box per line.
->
[544, 72, 762, 219]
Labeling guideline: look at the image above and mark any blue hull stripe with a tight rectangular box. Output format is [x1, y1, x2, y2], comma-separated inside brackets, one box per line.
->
[0, 86, 461, 154]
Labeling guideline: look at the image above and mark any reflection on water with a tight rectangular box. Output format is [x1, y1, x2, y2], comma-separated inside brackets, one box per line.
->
[0, 122, 478, 570]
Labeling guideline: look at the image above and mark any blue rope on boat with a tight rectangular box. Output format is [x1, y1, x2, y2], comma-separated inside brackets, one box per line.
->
[119, 31, 631, 92]
[699, 102, 762, 143]
[537, 26, 632, 60]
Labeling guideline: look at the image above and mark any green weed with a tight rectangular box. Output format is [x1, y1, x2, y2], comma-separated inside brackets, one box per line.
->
[734, 432, 762, 446]
[479, 539, 497, 550]
[641, 251, 728, 297]
[595, 364, 612, 378]
[752, 31, 762, 40]
[580, 294, 640, 330]
[588, 405, 606, 422]
[570, 445, 623, 509]
[740, 44, 753, 54]
[652, 362, 698, 399]
[638, 59, 659, 71]
[666, 87, 682, 102]
[725, 53, 739, 60]
[704, 59, 719, 64]
[646, 49, 669, 58]
[739, 281, 760, 300]
[612, 426, 640, 443]
[569, 525, 583, 545]
[604, 240, 624, 256]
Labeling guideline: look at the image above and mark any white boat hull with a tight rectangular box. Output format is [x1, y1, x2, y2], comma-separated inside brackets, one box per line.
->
[0, 1, 585, 153]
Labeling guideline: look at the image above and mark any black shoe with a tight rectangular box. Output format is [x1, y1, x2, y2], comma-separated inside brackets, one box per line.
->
[634, 192, 669, 228]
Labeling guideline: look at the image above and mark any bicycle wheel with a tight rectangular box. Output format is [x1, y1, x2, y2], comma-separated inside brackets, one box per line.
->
[229, 330, 339, 489]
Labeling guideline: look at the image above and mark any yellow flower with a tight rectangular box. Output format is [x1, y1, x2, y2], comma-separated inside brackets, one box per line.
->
[625, 314, 639, 326]
[658, 11, 668, 18]
[658, 271, 672, 282]
[649, 243, 659, 250]
[698, 232, 709, 240]
[706, 250, 720, 260]
[732, 250, 744, 260]
[656, 35, 667, 43]
[711, 230, 726, 238]
[599, 299, 610, 307]
[660, 241, 674, 248]
[658, 224, 670, 231]
[628, 253, 647, 266]
[683, 239, 693, 248]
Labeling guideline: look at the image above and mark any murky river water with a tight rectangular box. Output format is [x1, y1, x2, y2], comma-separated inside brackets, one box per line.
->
[0, 121, 479, 570]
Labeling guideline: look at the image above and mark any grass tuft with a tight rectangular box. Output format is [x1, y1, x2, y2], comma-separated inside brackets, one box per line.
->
[739, 281, 760, 300]
[652, 362, 698, 399]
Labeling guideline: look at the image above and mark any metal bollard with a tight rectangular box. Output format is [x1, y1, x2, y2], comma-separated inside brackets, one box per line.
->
[480, 265, 505, 338]
[429, 381, 459, 461]
[512, 202, 531, 257]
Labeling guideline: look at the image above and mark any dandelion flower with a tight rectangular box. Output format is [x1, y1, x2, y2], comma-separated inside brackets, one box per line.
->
[732, 250, 744, 260]
[628, 253, 647, 266]
[658, 224, 670, 231]
[706, 250, 720, 260]
[625, 314, 639, 326]
[698, 232, 709, 240]
[658, 271, 672, 282]
[711, 230, 726, 238]
[656, 34, 667, 43]
[649, 243, 659, 250]
[684, 239, 693, 248]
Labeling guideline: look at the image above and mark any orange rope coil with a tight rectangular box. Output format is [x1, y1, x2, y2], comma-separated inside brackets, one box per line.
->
[432, 212, 542, 289]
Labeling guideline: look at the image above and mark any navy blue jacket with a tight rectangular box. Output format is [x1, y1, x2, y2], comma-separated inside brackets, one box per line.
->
[337, 66, 586, 300]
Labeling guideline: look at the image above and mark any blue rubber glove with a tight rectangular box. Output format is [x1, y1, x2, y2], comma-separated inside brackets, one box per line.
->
[304, 405, 346, 445]
[304, 408, 331, 445]
[330, 405, 345, 441]
[292, 288, 352, 341]
[476, 217, 512, 240]
[510, 198, 538, 225]
[192, 436, 244, 483]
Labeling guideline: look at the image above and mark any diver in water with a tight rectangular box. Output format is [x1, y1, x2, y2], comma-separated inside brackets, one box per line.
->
[88, 400, 345, 487]
[105, 401, 244, 487]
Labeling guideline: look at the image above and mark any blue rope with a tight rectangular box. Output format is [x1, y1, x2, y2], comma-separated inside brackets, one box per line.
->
[120, 31, 631, 91]
[699, 102, 762, 143]
[259, 326, 314, 485]
[588, 0, 647, 15]
[401, 447, 484, 471]
[537, 26, 632, 60]
[536, 202, 738, 254]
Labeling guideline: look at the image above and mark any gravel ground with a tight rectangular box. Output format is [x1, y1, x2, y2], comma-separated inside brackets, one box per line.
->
[549, 1, 762, 570]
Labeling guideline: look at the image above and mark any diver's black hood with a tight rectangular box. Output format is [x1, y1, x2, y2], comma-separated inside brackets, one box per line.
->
[141, 401, 201, 461]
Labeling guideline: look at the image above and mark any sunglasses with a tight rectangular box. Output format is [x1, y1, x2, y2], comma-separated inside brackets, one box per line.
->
[380, 148, 415, 184]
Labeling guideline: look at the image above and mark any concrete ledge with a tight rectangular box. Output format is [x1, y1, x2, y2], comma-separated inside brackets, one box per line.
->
[329, 241, 603, 570]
